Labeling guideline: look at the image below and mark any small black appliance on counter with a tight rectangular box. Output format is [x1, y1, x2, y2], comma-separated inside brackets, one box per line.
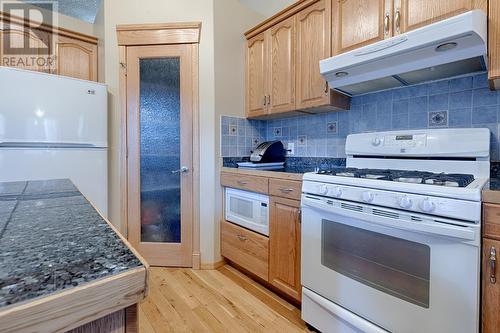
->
[250, 141, 286, 163]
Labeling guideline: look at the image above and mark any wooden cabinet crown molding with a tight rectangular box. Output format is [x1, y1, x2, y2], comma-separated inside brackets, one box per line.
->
[0, 11, 97, 44]
[116, 22, 201, 46]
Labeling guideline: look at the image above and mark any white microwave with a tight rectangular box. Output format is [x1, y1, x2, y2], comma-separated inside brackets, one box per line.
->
[225, 188, 269, 236]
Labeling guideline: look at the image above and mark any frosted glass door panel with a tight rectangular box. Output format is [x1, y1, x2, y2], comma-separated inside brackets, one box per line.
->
[139, 58, 181, 243]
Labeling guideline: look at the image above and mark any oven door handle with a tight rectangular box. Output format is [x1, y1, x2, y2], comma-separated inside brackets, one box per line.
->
[302, 288, 390, 333]
[301, 197, 477, 241]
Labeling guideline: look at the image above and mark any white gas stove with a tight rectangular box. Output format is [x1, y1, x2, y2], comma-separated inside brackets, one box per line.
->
[301, 128, 490, 333]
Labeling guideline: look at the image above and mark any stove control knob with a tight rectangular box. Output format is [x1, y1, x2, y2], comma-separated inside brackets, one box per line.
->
[318, 184, 329, 195]
[372, 137, 382, 146]
[398, 196, 413, 209]
[332, 187, 343, 198]
[362, 191, 374, 203]
[420, 198, 436, 213]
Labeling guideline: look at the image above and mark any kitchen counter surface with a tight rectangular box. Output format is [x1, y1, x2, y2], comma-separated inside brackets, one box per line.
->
[0, 179, 147, 332]
[483, 178, 500, 204]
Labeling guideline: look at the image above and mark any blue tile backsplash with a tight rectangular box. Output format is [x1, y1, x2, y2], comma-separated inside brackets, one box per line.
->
[221, 72, 500, 160]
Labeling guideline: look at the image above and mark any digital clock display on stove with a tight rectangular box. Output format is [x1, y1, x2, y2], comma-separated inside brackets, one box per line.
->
[396, 135, 413, 141]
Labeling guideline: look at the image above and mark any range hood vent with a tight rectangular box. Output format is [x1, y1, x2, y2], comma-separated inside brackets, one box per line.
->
[320, 10, 487, 96]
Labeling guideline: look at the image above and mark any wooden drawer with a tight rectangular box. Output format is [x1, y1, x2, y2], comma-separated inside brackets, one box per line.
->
[221, 220, 269, 280]
[221, 172, 269, 194]
[269, 179, 302, 201]
[484, 203, 500, 240]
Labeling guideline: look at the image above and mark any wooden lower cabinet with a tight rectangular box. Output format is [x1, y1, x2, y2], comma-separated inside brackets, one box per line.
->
[482, 237, 500, 333]
[269, 196, 302, 301]
[221, 220, 269, 281]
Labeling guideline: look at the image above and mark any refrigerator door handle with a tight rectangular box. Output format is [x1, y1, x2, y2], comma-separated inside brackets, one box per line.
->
[0, 142, 105, 149]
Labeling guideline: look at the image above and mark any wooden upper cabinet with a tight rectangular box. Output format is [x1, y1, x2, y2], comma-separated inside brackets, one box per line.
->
[395, 0, 485, 34]
[56, 36, 98, 81]
[246, 33, 268, 117]
[296, 0, 331, 109]
[332, 0, 392, 55]
[394, 0, 480, 34]
[269, 196, 301, 302]
[268, 16, 296, 114]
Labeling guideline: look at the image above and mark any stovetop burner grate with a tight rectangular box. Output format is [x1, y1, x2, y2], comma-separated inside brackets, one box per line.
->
[316, 168, 475, 187]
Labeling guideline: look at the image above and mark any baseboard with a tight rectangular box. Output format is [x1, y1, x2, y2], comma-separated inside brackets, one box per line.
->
[192, 252, 201, 270]
[200, 259, 226, 270]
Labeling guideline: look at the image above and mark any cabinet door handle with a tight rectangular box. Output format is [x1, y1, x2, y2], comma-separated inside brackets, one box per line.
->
[263, 95, 267, 106]
[280, 188, 294, 193]
[237, 180, 248, 185]
[384, 12, 390, 35]
[237, 234, 247, 241]
[267, 95, 271, 105]
[490, 246, 497, 284]
[324, 81, 329, 94]
[395, 9, 401, 33]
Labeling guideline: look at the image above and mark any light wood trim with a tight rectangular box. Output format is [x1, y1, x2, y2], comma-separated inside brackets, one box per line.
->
[191, 43, 201, 270]
[221, 220, 269, 281]
[0, 11, 97, 44]
[221, 167, 304, 181]
[200, 259, 226, 270]
[483, 203, 500, 240]
[0, 268, 146, 333]
[220, 171, 269, 193]
[117, 22, 201, 46]
[483, 189, 500, 205]
[119, 45, 128, 237]
[482, 237, 500, 333]
[245, 0, 321, 39]
[489, 0, 500, 85]
[269, 179, 302, 201]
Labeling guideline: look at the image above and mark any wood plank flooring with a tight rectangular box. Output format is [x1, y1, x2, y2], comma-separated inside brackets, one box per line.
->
[139, 265, 312, 332]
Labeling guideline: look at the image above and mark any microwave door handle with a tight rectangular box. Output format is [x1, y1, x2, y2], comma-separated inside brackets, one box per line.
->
[301, 197, 476, 241]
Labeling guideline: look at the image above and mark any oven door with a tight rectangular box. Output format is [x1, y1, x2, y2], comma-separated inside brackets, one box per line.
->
[301, 194, 480, 333]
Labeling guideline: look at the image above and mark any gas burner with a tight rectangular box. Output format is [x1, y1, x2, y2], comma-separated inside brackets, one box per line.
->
[317, 168, 475, 187]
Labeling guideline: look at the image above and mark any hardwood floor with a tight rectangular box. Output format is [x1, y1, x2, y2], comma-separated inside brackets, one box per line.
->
[139, 265, 312, 332]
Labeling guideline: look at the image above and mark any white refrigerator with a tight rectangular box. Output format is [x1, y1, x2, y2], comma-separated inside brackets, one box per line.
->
[0, 67, 108, 217]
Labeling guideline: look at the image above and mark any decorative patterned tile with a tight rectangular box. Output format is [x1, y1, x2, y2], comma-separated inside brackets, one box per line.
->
[298, 135, 307, 146]
[429, 111, 448, 127]
[327, 121, 338, 134]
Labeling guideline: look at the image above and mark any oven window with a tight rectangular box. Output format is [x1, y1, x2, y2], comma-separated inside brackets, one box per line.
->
[230, 197, 253, 219]
[322, 219, 430, 308]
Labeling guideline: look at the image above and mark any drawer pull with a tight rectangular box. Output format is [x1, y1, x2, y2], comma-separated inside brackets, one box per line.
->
[237, 235, 247, 241]
[280, 188, 294, 193]
[237, 180, 248, 186]
[490, 246, 497, 284]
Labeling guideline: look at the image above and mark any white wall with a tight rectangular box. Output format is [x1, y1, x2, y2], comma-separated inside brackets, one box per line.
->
[102, 0, 216, 263]
[213, 0, 263, 262]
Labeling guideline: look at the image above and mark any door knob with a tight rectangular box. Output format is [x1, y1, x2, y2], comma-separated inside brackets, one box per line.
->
[171, 166, 189, 174]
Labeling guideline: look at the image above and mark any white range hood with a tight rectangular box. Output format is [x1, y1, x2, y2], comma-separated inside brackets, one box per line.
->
[320, 10, 487, 95]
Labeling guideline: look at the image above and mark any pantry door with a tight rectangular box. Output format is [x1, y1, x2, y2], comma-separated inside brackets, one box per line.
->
[127, 44, 194, 267]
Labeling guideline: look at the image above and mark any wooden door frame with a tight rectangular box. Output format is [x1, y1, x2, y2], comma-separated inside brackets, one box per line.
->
[117, 23, 201, 269]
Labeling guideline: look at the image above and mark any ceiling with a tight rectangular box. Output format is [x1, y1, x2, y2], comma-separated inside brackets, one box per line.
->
[19, 0, 101, 23]
[19, 0, 294, 25]
[238, 0, 295, 17]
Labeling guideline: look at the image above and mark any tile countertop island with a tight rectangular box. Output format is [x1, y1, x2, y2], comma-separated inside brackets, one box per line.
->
[0, 179, 148, 333]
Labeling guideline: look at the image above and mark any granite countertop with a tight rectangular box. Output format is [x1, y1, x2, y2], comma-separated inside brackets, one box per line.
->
[0, 179, 143, 309]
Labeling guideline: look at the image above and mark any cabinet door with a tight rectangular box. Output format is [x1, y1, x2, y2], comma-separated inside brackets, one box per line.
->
[268, 16, 296, 114]
[332, 0, 392, 55]
[296, 0, 331, 109]
[246, 33, 268, 117]
[269, 196, 301, 301]
[0, 23, 52, 73]
[395, 0, 482, 34]
[56, 36, 97, 81]
[482, 238, 500, 333]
